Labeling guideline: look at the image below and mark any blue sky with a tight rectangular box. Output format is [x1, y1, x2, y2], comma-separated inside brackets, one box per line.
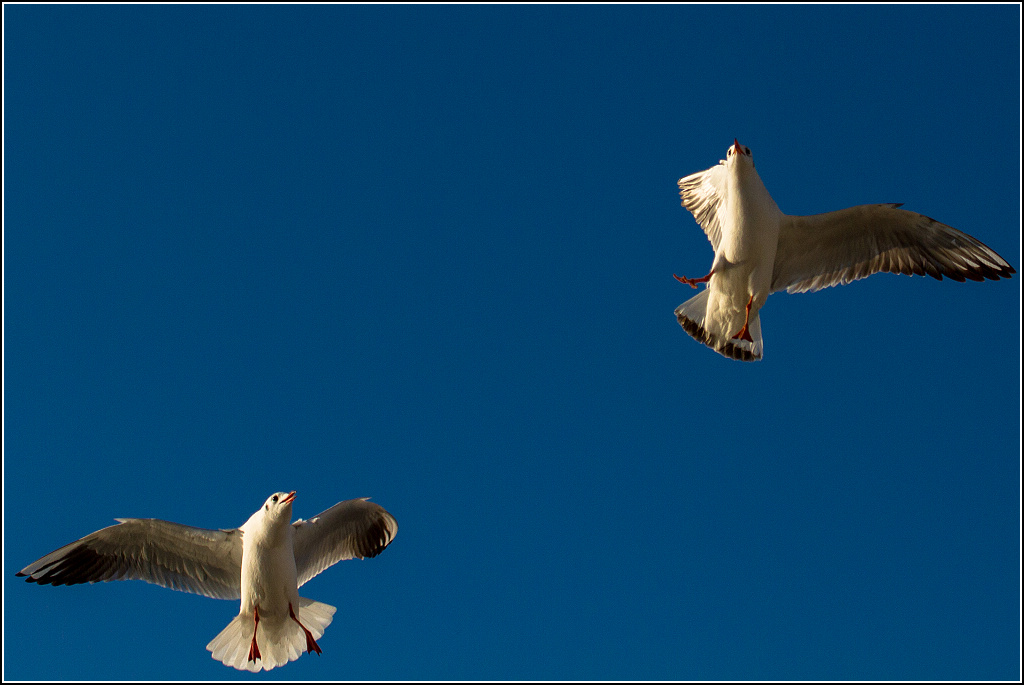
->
[3, 4, 1019, 681]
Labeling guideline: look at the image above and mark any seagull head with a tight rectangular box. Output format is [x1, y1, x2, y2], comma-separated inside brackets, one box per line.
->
[261, 491, 296, 521]
[240, 491, 298, 539]
[725, 138, 753, 167]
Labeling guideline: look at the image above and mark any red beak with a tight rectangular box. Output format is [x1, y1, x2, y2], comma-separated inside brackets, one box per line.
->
[732, 138, 743, 155]
[280, 491, 296, 505]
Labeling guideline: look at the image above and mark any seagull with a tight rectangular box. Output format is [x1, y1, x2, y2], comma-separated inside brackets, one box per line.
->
[17, 492, 398, 672]
[673, 139, 1015, 361]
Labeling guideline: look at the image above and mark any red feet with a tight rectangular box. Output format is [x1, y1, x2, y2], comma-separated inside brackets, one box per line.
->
[731, 294, 754, 342]
[245, 603, 322, 663]
[733, 324, 754, 342]
[289, 603, 323, 656]
[248, 605, 262, 663]
[673, 270, 714, 289]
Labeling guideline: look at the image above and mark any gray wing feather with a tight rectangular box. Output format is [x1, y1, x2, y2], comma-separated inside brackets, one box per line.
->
[292, 498, 398, 588]
[772, 203, 1015, 294]
[17, 518, 243, 600]
[678, 162, 728, 251]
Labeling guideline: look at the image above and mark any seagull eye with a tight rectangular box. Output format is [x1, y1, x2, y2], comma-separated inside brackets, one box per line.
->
[272, 495, 279, 503]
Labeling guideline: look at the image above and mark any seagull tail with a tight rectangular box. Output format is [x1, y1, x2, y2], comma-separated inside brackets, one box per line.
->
[207, 612, 262, 672]
[295, 596, 337, 642]
[675, 289, 763, 362]
[206, 599, 337, 672]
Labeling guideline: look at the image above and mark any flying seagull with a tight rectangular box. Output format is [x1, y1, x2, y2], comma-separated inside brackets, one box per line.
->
[17, 492, 398, 672]
[673, 139, 1015, 361]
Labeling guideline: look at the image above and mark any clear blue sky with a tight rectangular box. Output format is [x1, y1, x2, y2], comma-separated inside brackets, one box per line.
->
[3, 4, 1020, 681]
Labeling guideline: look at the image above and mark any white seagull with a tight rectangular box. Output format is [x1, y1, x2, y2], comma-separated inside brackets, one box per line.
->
[673, 139, 1015, 361]
[17, 492, 398, 672]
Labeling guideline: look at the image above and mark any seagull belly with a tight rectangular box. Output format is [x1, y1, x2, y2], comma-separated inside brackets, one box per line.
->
[711, 222, 777, 321]
[701, 195, 778, 349]
[705, 277, 752, 342]
[240, 540, 301, 618]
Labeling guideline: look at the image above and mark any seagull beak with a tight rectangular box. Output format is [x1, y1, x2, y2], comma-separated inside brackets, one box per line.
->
[732, 138, 743, 155]
[280, 491, 296, 505]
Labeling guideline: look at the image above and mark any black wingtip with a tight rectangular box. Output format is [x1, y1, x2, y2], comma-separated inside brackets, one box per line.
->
[357, 516, 397, 559]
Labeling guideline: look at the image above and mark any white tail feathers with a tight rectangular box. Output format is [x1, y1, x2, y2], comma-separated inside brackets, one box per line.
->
[206, 598, 337, 672]
[675, 288, 711, 330]
[675, 289, 764, 362]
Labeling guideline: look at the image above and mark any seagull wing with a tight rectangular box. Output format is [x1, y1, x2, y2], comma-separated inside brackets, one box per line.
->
[678, 162, 728, 250]
[771, 203, 1015, 294]
[292, 498, 398, 588]
[17, 518, 243, 600]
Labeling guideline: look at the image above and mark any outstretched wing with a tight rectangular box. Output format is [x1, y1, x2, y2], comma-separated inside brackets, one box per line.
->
[292, 498, 398, 588]
[772, 203, 1014, 294]
[17, 518, 243, 600]
[678, 162, 728, 251]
